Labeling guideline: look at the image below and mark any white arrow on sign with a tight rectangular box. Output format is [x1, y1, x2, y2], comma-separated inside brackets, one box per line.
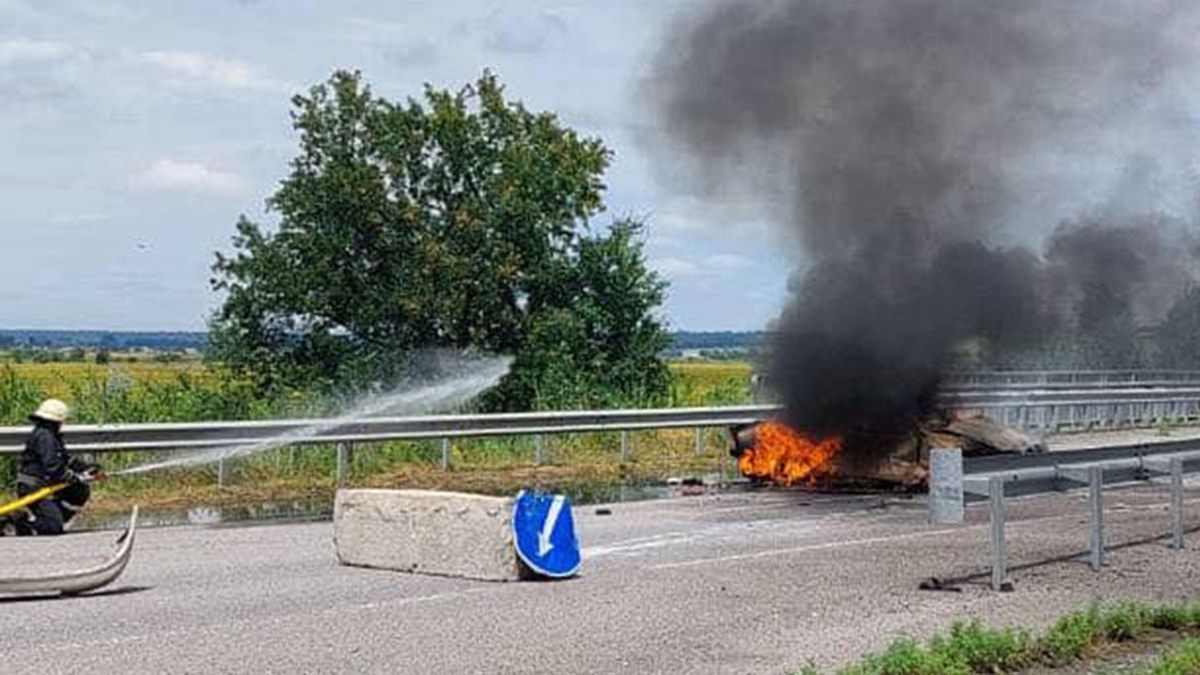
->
[537, 495, 566, 556]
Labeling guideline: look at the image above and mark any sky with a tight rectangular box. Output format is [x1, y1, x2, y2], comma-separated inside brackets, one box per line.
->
[0, 0, 794, 332]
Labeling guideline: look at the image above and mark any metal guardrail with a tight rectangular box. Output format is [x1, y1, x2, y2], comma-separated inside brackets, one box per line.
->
[5, 385, 1200, 458]
[942, 369, 1200, 387]
[0, 405, 779, 455]
[3, 380, 1200, 489]
[941, 379, 1200, 392]
[754, 370, 1200, 400]
[948, 387, 1200, 431]
[749, 376, 1200, 430]
[955, 443, 1200, 590]
[0, 405, 782, 485]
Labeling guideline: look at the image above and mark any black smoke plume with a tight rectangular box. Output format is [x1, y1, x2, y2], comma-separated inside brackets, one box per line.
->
[649, 0, 1200, 442]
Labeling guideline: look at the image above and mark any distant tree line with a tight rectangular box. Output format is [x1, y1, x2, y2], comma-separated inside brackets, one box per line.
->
[0, 329, 758, 355]
[669, 331, 767, 350]
[0, 347, 185, 365]
[0, 330, 206, 351]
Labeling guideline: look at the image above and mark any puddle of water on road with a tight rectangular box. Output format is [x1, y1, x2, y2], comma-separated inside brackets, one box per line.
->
[73, 497, 335, 531]
[71, 475, 748, 531]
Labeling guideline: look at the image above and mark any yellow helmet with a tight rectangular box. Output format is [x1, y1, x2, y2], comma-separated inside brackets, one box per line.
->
[31, 399, 70, 423]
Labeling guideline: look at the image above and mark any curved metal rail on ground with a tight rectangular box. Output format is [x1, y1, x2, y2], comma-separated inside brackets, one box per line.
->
[0, 506, 138, 596]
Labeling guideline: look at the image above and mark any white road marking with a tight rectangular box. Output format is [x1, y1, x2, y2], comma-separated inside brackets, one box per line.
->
[583, 516, 837, 559]
[583, 532, 703, 558]
[648, 494, 1200, 571]
[648, 525, 969, 570]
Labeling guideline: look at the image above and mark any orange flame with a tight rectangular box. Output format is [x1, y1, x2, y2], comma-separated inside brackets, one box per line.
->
[738, 421, 842, 485]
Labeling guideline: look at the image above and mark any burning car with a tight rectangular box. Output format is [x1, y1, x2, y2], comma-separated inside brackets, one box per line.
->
[728, 414, 1044, 489]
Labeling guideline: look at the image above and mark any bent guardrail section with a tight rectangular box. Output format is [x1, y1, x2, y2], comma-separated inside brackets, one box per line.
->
[0, 506, 138, 596]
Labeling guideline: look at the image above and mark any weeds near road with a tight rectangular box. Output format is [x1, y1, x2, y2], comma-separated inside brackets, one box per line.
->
[1141, 639, 1200, 674]
[840, 622, 1034, 675]
[814, 601, 1200, 674]
[930, 621, 1034, 671]
[0, 361, 754, 510]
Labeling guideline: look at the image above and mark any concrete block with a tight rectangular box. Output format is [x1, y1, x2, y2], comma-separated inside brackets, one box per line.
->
[333, 489, 521, 581]
[929, 448, 964, 524]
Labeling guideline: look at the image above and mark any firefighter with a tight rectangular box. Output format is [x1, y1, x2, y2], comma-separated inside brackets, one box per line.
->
[3, 399, 100, 536]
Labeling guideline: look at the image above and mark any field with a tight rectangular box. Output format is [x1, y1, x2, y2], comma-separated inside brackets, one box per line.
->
[667, 360, 752, 387]
[4, 361, 211, 399]
[0, 360, 755, 517]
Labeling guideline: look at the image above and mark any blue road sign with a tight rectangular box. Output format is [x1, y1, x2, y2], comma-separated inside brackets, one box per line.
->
[512, 490, 581, 578]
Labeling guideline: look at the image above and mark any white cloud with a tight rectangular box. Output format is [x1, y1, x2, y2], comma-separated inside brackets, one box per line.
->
[454, 9, 568, 55]
[50, 212, 108, 225]
[484, 12, 567, 55]
[705, 253, 752, 269]
[650, 194, 785, 236]
[130, 159, 246, 195]
[651, 253, 753, 283]
[342, 16, 409, 38]
[0, 38, 70, 64]
[652, 256, 700, 278]
[139, 50, 294, 94]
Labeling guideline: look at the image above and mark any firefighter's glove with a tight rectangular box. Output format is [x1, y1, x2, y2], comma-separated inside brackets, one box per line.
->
[68, 458, 102, 481]
[66, 465, 102, 483]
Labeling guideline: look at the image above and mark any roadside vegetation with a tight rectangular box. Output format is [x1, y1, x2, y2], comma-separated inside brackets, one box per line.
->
[797, 601, 1200, 675]
[0, 359, 754, 516]
[1143, 639, 1200, 674]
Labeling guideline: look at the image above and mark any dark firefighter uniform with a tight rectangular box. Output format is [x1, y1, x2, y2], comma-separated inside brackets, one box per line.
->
[8, 399, 99, 535]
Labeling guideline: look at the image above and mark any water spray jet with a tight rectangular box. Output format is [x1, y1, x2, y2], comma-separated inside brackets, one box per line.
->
[113, 355, 511, 477]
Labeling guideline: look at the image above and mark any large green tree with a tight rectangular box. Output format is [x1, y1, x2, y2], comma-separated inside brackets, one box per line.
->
[208, 71, 670, 408]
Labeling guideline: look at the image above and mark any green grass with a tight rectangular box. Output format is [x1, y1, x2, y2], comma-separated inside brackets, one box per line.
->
[73, 425, 738, 517]
[1, 360, 754, 427]
[668, 361, 753, 406]
[806, 601, 1200, 675]
[1, 359, 754, 512]
[840, 622, 1034, 675]
[1141, 639, 1200, 675]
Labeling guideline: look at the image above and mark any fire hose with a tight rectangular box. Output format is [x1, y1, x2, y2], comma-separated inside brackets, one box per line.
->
[0, 470, 105, 518]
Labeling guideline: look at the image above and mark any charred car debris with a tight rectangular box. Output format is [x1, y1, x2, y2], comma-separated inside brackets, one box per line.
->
[728, 414, 1045, 489]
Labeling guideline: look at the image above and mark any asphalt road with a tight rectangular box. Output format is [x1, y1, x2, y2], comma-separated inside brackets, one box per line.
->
[3, 477, 1200, 674]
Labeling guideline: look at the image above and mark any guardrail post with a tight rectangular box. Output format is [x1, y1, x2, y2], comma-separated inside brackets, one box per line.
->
[1088, 466, 1105, 571]
[441, 438, 450, 470]
[217, 456, 229, 488]
[620, 430, 630, 460]
[336, 442, 352, 487]
[694, 427, 705, 455]
[534, 435, 544, 466]
[989, 475, 1007, 591]
[1170, 457, 1185, 550]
